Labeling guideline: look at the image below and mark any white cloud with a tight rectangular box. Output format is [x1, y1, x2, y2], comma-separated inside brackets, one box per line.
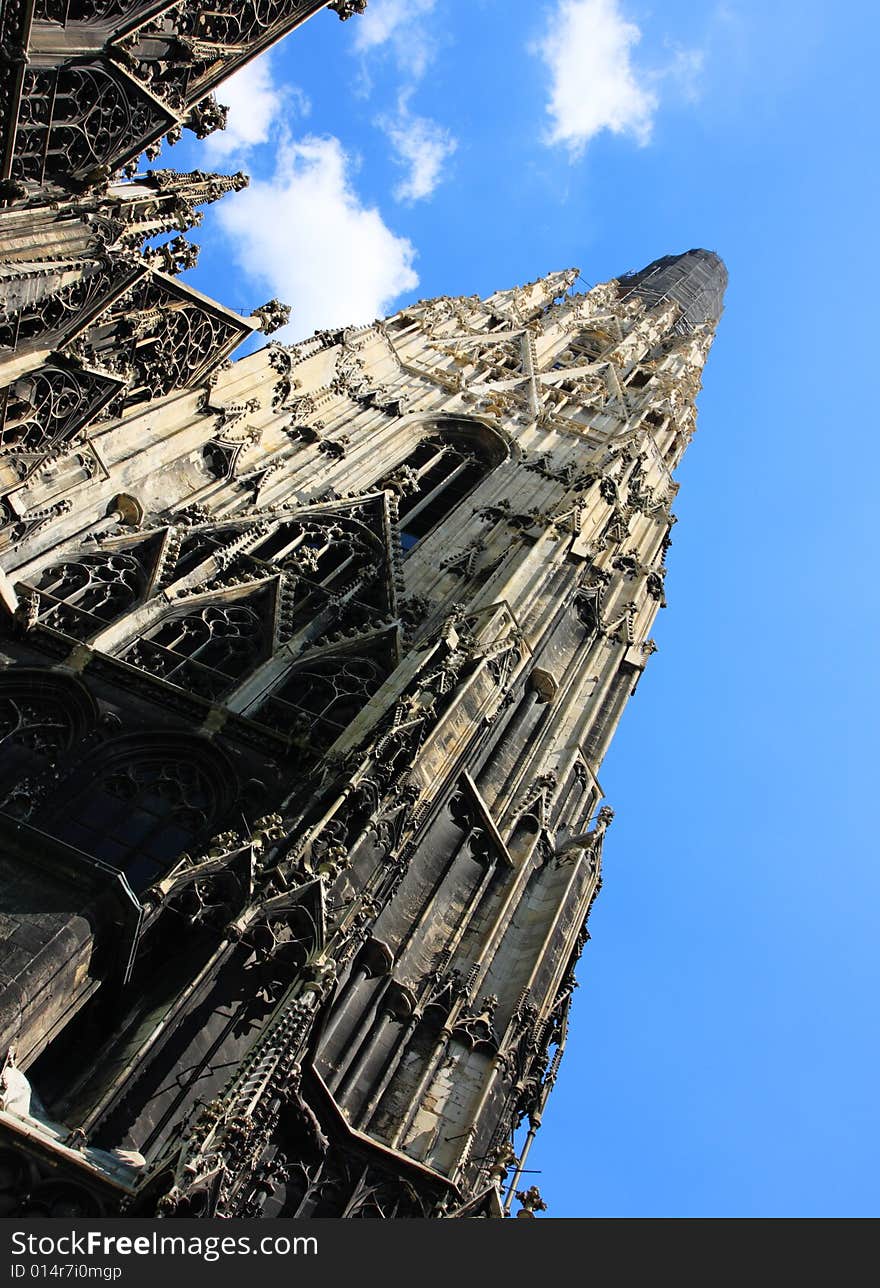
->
[535, 0, 658, 154]
[661, 41, 705, 104]
[353, 0, 438, 80]
[215, 135, 418, 340]
[203, 56, 308, 161]
[380, 100, 457, 202]
[351, 2, 453, 200]
[354, 0, 435, 52]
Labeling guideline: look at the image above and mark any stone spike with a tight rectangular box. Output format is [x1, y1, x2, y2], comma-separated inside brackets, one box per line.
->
[484, 267, 580, 322]
[109, 168, 250, 211]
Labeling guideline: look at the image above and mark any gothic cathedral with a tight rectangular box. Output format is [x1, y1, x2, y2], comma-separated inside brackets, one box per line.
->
[0, 1, 726, 1217]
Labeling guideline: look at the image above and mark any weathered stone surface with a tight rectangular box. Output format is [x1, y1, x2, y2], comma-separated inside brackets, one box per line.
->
[0, 0, 726, 1219]
[0, 245, 724, 1217]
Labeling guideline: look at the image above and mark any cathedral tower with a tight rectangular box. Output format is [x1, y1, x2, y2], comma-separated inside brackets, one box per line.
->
[0, 248, 726, 1216]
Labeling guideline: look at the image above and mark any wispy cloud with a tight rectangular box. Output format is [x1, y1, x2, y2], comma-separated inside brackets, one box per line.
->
[379, 93, 457, 202]
[215, 135, 418, 340]
[353, 0, 438, 79]
[350, 0, 454, 202]
[660, 40, 705, 104]
[535, 0, 659, 154]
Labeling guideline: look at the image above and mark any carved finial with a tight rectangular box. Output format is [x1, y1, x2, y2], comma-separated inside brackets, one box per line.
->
[488, 1140, 517, 1184]
[252, 299, 292, 335]
[596, 804, 614, 830]
[145, 235, 200, 275]
[329, 0, 368, 18]
[186, 95, 229, 139]
[14, 592, 40, 633]
[0, 178, 27, 204]
[555, 804, 614, 859]
[515, 1186, 548, 1217]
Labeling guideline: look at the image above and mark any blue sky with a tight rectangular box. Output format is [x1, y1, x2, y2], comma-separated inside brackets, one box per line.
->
[159, 0, 879, 1217]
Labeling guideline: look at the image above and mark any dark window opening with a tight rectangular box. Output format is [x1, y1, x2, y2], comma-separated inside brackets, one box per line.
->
[25, 552, 144, 640]
[249, 519, 363, 585]
[123, 602, 266, 701]
[28, 738, 234, 894]
[385, 426, 506, 555]
[173, 528, 248, 581]
[0, 673, 95, 818]
[255, 654, 387, 754]
[555, 334, 605, 366]
[51, 758, 216, 892]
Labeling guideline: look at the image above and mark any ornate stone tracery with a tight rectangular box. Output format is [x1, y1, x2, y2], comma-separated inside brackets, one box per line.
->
[0, 260, 136, 354]
[11, 64, 177, 187]
[255, 642, 393, 752]
[0, 363, 122, 483]
[29, 550, 145, 637]
[33, 732, 239, 890]
[124, 599, 270, 699]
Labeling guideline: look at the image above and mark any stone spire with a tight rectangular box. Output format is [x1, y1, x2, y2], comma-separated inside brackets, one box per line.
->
[0, 241, 726, 1220]
[0, 168, 250, 270]
[484, 267, 580, 323]
[617, 248, 727, 333]
[103, 168, 251, 243]
[124, 168, 250, 209]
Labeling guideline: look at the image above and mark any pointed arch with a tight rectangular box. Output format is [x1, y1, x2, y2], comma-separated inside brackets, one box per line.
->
[553, 329, 609, 366]
[0, 361, 123, 487]
[167, 524, 260, 586]
[251, 630, 399, 756]
[20, 530, 170, 641]
[376, 416, 510, 554]
[10, 64, 176, 187]
[244, 496, 399, 644]
[0, 670, 98, 817]
[248, 498, 390, 582]
[32, 732, 239, 894]
[25, 551, 146, 640]
[121, 581, 278, 702]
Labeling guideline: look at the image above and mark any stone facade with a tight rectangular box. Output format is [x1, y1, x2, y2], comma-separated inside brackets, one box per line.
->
[1, 1, 363, 193]
[0, 0, 726, 1221]
[0, 0, 361, 546]
[0, 248, 726, 1217]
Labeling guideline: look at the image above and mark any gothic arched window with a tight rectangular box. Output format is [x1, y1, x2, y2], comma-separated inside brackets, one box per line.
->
[0, 671, 97, 819]
[382, 421, 508, 553]
[0, 366, 119, 485]
[172, 527, 255, 582]
[27, 551, 145, 639]
[255, 652, 388, 753]
[34, 735, 237, 893]
[123, 601, 268, 701]
[552, 331, 606, 368]
[11, 65, 173, 187]
[248, 516, 377, 585]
